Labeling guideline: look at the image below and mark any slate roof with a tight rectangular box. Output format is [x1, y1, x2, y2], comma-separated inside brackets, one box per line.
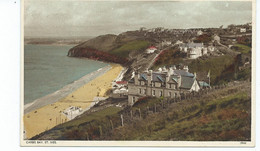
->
[173, 70, 194, 77]
[169, 75, 179, 83]
[180, 76, 195, 89]
[151, 72, 166, 82]
[129, 70, 196, 90]
[199, 81, 210, 87]
[129, 78, 134, 83]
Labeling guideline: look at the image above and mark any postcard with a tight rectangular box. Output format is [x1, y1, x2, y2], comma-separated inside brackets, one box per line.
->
[21, 0, 256, 147]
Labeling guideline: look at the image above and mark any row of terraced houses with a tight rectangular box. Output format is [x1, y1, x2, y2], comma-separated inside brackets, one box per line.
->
[127, 66, 204, 105]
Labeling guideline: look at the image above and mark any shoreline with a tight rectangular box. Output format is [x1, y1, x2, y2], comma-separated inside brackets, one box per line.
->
[24, 64, 124, 139]
[24, 65, 111, 114]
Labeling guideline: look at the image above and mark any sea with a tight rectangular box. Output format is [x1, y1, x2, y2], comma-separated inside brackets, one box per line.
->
[24, 44, 108, 105]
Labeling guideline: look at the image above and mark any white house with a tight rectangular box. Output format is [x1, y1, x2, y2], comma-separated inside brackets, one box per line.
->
[197, 30, 203, 36]
[179, 42, 204, 59]
[240, 28, 246, 33]
[213, 34, 220, 43]
[146, 46, 157, 54]
[161, 41, 172, 47]
[208, 45, 215, 52]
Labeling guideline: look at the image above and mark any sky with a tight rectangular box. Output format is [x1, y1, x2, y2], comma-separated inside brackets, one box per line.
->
[24, 0, 252, 38]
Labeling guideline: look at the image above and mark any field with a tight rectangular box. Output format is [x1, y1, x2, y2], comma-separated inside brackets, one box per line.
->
[110, 40, 150, 57]
[233, 44, 251, 54]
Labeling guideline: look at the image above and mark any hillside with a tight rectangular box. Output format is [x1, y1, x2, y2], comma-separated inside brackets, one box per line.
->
[151, 44, 251, 85]
[32, 81, 251, 141]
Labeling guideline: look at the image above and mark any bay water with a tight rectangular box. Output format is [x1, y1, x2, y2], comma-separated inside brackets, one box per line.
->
[24, 44, 108, 105]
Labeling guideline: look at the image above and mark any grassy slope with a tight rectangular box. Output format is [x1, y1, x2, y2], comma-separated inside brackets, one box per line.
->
[108, 85, 251, 141]
[188, 55, 235, 84]
[234, 44, 251, 54]
[152, 48, 187, 69]
[110, 40, 150, 57]
[34, 82, 251, 141]
[32, 106, 122, 140]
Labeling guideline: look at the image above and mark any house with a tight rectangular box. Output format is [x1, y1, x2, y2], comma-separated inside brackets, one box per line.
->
[146, 46, 157, 54]
[112, 81, 128, 94]
[240, 28, 246, 33]
[128, 66, 200, 105]
[207, 45, 215, 52]
[197, 30, 203, 36]
[213, 34, 220, 43]
[161, 40, 172, 47]
[198, 81, 210, 89]
[179, 42, 204, 59]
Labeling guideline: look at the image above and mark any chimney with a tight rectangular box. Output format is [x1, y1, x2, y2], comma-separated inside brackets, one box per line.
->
[162, 66, 167, 72]
[177, 75, 182, 88]
[172, 65, 176, 70]
[134, 71, 139, 85]
[158, 67, 162, 72]
[169, 67, 174, 75]
[147, 70, 153, 86]
[183, 66, 189, 72]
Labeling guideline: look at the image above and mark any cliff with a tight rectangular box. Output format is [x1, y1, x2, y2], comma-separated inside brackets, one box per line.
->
[67, 46, 128, 65]
[67, 32, 152, 66]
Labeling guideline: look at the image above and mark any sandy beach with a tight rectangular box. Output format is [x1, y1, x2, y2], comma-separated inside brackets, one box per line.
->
[23, 64, 123, 139]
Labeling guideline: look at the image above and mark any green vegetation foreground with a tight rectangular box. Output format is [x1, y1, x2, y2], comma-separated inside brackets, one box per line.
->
[33, 81, 251, 141]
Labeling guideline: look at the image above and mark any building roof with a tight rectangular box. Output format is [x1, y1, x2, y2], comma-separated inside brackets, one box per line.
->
[151, 72, 166, 82]
[148, 46, 157, 49]
[198, 81, 210, 87]
[169, 75, 179, 83]
[116, 81, 128, 85]
[173, 70, 194, 77]
[129, 69, 196, 90]
[180, 76, 195, 89]
[180, 43, 203, 48]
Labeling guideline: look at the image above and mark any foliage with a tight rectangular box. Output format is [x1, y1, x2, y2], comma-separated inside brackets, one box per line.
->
[232, 44, 251, 54]
[111, 40, 150, 57]
[69, 47, 129, 65]
[152, 48, 187, 70]
[132, 96, 160, 109]
[236, 37, 252, 47]
[108, 92, 251, 141]
[189, 55, 235, 84]
[193, 34, 212, 44]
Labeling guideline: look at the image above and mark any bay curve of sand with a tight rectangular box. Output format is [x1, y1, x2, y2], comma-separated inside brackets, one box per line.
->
[23, 64, 123, 139]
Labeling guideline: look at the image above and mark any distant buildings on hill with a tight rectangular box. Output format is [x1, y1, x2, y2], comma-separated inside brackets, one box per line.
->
[178, 42, 215, 59]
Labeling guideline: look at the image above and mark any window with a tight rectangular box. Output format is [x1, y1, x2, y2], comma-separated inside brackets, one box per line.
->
[169, 84, 171, 89]
[168, 92, 171, 97]
[133, 97, 136, 103]
[139, 88, 142, 94]
[160, 91, 163, 97]
[152, 82, 155, 87]
[143, 89, 146, 94]
[152, 90, 155, 96]
[139, 81, 142, 85]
